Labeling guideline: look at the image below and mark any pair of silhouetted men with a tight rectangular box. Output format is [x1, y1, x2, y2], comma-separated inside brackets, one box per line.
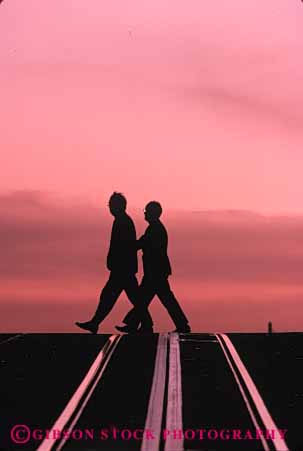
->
[75, 192, 191, 334]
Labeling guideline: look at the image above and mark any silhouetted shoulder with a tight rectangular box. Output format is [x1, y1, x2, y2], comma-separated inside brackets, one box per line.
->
[140, 219, 171, 277]
[157, 220, 168, 235]
[149, 220, 168, 243]
[107, 212, 138, 274]
[114, 213, 136, 238]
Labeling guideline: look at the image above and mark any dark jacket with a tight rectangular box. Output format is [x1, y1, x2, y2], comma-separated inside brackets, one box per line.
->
[138, 220, 172, 279]
[107, 213, 138, 275]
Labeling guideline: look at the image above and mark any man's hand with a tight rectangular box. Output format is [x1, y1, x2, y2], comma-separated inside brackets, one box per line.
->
[137, 236, 144, 250]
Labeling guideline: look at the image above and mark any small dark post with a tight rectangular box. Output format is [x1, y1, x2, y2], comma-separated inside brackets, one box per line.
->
[268, 321, 273, 334]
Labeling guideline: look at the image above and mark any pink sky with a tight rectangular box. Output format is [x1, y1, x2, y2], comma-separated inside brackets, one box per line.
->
[1, 1, 303, 332]
[1, 192, 303, 333]
[1, 0, 303, 213]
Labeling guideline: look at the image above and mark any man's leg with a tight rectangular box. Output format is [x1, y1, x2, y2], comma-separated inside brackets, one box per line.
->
[123, 275, 154, 329]
[156, 278, 191, 331]
[122, 277, 155, 330]
[91, 273, 124, 325]
[76, 273, 123, 333]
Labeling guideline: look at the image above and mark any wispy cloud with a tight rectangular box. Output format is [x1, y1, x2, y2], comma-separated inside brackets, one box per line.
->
[1, 191, 303, 332]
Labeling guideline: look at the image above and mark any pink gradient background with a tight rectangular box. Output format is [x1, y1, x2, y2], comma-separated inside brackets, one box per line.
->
[0, 0, 303, 332]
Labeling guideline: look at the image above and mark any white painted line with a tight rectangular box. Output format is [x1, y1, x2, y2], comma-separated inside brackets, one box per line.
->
[164, 332, 183, 451]
[141, 333, 168, 451]
[217, 334, 289, 451]
[215, 334, 269, 451]
[0, 334, 24, 345]
[38, 334, 121, 451]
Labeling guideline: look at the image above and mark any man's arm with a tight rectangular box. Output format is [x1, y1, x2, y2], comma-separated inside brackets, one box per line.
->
[137, 234, 145, 250]
[106, 221, 116, 270]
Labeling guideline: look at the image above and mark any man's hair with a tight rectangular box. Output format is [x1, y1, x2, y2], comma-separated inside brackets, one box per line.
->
[145, 201, 162, 218]
[109, 192, 127, 210]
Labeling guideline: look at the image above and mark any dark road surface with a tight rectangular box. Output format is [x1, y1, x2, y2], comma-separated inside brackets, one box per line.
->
[0, 332, 301, 451]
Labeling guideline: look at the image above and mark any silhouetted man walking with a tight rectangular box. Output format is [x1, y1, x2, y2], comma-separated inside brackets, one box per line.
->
[116, 201, 191, 333]
[75, 192, 152, 334]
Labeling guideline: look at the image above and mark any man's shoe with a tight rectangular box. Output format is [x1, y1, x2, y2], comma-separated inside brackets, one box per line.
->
[115, 324, 138, 334]
[172, 324, 191, 333]
[75, 321, 98, 334]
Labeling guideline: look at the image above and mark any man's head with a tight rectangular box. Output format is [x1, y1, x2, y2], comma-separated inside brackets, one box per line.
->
[108, 192, 127, 216]
[144, 201, 162, 223]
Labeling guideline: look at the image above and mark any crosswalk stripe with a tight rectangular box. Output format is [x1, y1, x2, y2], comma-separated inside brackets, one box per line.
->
[217, 333, 289, 451]
[141, 333, 168, 451]
[37, 334, 121, 451]
[164, 332, 183, 451]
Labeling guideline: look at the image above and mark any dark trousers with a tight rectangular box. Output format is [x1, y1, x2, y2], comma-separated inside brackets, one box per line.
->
[123, 276, 189, 329]
[92, 272, 153, 326]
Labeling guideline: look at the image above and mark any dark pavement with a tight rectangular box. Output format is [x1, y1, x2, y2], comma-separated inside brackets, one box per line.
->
[0, 332, 301, 451]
